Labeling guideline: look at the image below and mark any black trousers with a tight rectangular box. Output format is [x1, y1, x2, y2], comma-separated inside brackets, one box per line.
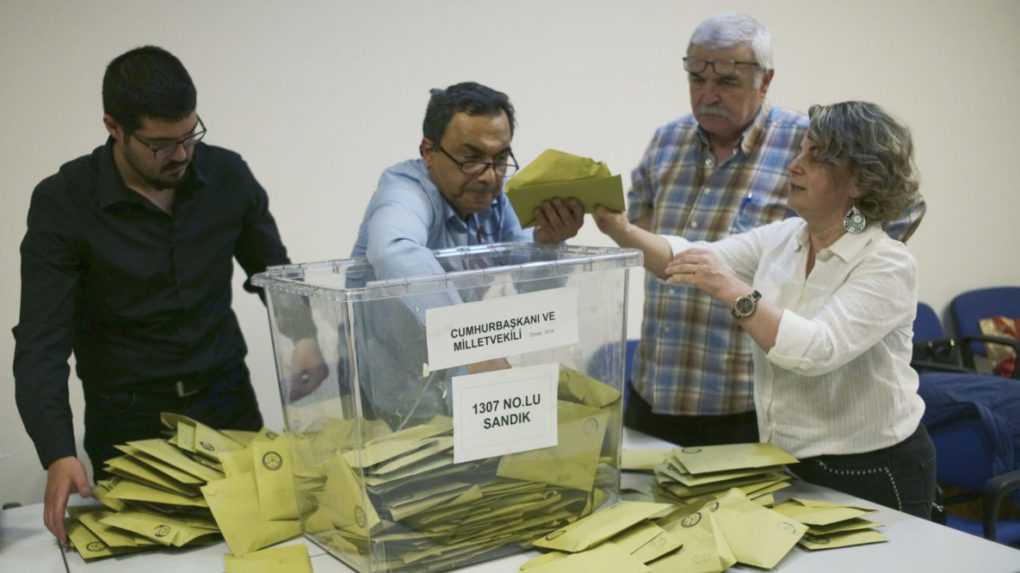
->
[789, 424, 937, 519]
[623, 382, 759, 446]
[83, 361, 263, 482]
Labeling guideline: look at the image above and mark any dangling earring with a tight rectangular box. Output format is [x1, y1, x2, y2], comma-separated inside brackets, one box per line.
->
[843, 203, 867, 234]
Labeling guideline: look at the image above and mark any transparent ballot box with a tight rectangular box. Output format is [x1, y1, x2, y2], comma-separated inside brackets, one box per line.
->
[252, 243, 642, 573]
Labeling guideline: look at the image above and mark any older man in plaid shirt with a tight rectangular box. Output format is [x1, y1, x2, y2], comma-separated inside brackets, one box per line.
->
[625, 13, 925, 446]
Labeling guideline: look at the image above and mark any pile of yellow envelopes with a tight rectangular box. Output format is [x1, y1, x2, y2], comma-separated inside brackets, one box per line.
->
[644, 443, 799, 507]
[288, 365, 624, 573]
[524, 487, 812, 573]
[66, 413, 307, 569]
[773, 498, 886, 550]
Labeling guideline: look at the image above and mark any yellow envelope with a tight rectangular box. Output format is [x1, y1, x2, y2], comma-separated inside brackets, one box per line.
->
[127, 438, 224, 482]
[223, 429, 261, 446]
[808, 518, 881, 536]
[521, 551, 567, 571]
[389, 484, 481, 522]
[252, 435, 300, 521]
[630, 528, 685, 564]
[671, 443, 798, 475]
[224, 544, 313, 573]
[609, 521, 664, 554]
[710, 491, 806, 569]
[92, 479, 127, 512]
[653, 511, 735, 573]
[201, 471, 301, 555]
[558, 366, 621, 408]
[104, 455, 199, 497]
[218, 447, 256, 477]
[114, 444, 206, 485]
[98, 510, 220, 547]
[76, 510, 158, 549]
[505, 149, 625, 228]
[772, 498, 874, 526]
[497, 402, 608, 492]
[190, 420, 245, 460]
[368, 436, 454, 476]
[318, 452, 381, 536]
[106, 477, 209, 508]
[526, 542, 650, 573]
[68, 521, 141, 560]
[798, 529, 887, 550]
[621, 449, 673, 471]
[533, 501, 674, 552]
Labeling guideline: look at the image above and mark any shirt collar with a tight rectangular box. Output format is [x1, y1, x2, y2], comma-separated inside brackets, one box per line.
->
[96, 138, 207, 210]
[793, 220, 880, 263]
[695, 101, 772, 157]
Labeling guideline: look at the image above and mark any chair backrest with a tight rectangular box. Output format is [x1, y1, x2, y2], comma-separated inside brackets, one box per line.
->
[914, 302, 945, 342]
[950, 287, 1020, 355]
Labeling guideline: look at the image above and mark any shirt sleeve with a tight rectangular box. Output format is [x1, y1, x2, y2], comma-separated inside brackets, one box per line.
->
[364, 171, 462, 316]
[627, 128, 663, 223]
[234, 159, 316, 340]
[662, 225, 765, 285]
[13, 181, 80, 468]
[766, 242, 917, 376]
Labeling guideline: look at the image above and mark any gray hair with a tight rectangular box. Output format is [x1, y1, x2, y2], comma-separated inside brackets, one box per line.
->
[807, 102, 921, 223]
[689, 13, 774, 72]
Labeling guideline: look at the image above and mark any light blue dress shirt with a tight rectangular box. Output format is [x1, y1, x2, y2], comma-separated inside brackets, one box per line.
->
[351, 158, 532, 278]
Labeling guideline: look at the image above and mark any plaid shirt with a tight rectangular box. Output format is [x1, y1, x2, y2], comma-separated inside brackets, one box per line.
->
[627, 104, 925, 416]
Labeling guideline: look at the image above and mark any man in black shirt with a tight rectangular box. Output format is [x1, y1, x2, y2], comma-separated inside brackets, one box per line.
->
[13, 46, 326, 544]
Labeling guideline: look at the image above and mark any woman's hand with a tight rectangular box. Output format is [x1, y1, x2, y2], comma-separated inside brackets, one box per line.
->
[664, 248, 751, 304]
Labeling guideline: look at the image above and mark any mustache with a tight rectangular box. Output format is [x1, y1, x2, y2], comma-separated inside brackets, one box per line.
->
[696, 105, 733, 120]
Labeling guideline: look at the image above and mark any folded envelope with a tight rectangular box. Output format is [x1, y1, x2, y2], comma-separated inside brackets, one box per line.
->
[201, 472, 301, 555]
[807, 517, 881, 536]
[622, 449, 673, 471]
[557, 366, 621, 408]
[526, 542, 650, 573]
[91, 479, 127, 512]
[772, 498, 875, 526]
[505, 149, 625, 228]
[671, 443, 798, 475]
[104, 455, 200, 497]
[317, 452, 381, 536]
[498, 401, 608, 492]
[709, 490, 806, 569]
[114, 444, 206, 485]
[105, 477, 209, 508]
[98, 510, 219, 547]
[76, 510, 158, 549]
[654, 510, 736, 573]
[68, 521, 142, 560]
[798, 529, 887, 550]
[533, 500, 674, 553]
[252, 435, 300, 521]
[127, 438, 224, 482]
[224, 544, 313, 573]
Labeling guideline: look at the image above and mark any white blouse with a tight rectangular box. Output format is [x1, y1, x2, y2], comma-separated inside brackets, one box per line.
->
[664, 218, 924, 458]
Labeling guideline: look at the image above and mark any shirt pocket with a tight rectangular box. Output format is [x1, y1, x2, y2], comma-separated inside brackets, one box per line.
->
[731, 176, 792, 233]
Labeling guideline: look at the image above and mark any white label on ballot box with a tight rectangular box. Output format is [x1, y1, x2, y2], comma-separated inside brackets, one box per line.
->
[452, 363, 559, 463]
[425, 287, 578, 371]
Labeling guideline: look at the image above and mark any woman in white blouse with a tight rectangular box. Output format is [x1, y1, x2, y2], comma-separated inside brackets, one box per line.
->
[595, 101, 935, 518]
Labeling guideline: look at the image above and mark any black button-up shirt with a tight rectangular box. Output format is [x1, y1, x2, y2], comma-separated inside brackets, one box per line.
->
[13, 139, 304, 467]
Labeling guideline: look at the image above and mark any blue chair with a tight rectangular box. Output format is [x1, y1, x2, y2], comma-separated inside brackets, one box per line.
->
[949, 287, 1020, 379]
[911, 303, 971, 374]
[919, 372, 1020, 546]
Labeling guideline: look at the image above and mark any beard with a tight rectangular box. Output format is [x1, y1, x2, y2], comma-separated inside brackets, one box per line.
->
[123, 147, 190, 190]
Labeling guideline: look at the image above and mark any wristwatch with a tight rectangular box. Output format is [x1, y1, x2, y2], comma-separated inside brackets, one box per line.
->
[731, 290, 762, 320]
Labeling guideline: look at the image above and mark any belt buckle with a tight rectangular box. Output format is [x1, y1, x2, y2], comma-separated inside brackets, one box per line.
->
[175, 379, 200, 398]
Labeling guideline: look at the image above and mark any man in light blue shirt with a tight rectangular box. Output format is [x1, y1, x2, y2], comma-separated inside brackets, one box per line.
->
[348, 82, 582, 427]
[351, 81, 582, 275]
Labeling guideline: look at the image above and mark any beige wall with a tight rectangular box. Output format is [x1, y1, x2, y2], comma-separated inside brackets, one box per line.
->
[1, 0, 1018, 505]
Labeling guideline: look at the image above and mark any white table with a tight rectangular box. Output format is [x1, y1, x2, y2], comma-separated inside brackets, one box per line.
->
[2, 429, 1018, 572]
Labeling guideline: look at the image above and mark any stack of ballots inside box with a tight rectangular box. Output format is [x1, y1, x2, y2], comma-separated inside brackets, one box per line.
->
[288, 365, 622, 573]
[66, 414, 310, 571]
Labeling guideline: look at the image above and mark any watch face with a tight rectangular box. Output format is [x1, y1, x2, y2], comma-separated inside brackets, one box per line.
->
[736, 297, 754, 315]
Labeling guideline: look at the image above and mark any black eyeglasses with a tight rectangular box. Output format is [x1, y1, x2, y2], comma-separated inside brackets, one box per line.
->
[683, 57, 760, 75]
[436, 145, 519, 177]
[131, 115, 207, 162]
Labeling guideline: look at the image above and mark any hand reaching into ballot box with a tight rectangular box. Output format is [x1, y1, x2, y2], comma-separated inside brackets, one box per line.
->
[287, 338, 329, 401]
[533, 198, 585, 244]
